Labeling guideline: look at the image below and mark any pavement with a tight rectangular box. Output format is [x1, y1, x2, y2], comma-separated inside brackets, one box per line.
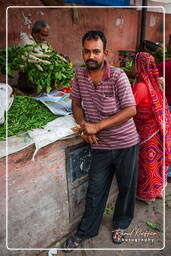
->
[39, 182, 171, 256]
[1, 183, 170, 256]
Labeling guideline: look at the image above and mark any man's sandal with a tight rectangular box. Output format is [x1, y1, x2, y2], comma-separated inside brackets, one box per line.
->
[63, 235, 83, 253]
[112, 229, 125, 244]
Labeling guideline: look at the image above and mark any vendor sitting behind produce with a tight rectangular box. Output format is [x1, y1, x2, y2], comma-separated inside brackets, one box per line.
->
[18, 20, 50, 94]
[20, 20, 49, 48]
[17, 20, 70, 95]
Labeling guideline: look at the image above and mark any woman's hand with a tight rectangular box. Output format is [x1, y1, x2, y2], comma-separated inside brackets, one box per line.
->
[158, 77, 165, 91]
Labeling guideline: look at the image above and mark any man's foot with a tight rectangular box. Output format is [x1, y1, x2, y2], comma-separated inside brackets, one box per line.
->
[112, 229, 125, 244]
[62, 235, 84, 253]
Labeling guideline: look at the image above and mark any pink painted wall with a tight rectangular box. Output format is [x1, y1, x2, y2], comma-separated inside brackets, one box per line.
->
[0, 0, 171, 68]
[1, 5, 139, 66]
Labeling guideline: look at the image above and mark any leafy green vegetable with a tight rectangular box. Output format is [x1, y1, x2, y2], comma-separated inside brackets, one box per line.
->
[44, 101, 57, 104]
[122, 60, 133, 72]
[104, 203, 115, 216]
[146, 221, 163, 232]
[0, 44, 74, 93]
[0, 96, 58, 141]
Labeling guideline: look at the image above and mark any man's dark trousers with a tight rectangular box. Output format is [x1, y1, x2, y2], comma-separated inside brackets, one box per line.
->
[76, 143, 139, 239]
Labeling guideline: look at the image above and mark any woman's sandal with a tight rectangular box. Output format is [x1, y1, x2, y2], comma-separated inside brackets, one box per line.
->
[112, 229, 125, 244]
[157, 190, 164, 199]
[63, 235, 83, 252]
[136, 196, 155, 205]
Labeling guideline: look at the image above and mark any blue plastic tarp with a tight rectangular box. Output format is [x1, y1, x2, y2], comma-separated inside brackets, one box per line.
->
[64, 0, 131, 6]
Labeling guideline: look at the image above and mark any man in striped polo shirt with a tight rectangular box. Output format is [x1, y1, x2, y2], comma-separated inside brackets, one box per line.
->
[63, 31, 139, 250]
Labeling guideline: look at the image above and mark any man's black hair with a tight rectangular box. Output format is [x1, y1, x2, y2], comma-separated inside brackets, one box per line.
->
[82, 30, 107, 50]
[32, 20, 48, 33]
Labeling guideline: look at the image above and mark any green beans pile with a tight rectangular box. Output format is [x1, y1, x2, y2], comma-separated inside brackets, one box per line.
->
[0, 96, 58, 141]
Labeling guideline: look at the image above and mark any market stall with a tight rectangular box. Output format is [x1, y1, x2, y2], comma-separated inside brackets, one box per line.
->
[0, 43, 90, 248]
[1, 2, 169, 251]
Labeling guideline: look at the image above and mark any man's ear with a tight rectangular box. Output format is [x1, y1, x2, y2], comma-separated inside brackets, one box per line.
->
[104, 49, 108, 57]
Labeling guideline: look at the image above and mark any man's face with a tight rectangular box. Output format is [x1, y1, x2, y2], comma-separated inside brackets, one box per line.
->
[33, 27, 49, 43]
[82, 38, 107, 71]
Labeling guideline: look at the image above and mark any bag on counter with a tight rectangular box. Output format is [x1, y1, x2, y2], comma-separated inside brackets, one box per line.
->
[34, 90, 72, 116]
[0, 83, 14, 124]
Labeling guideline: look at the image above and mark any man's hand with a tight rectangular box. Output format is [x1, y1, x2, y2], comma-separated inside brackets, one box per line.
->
[80, 133, 99, 144]
[70, 123, 99, 144]
[81, 122, 100, 135]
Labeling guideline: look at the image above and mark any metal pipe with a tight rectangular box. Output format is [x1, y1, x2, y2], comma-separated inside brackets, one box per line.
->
[139, 0, 148, 51]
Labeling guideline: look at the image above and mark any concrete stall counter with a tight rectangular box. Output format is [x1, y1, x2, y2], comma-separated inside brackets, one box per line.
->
[0, 135, 84, 249]
[0, 135, 117, 253]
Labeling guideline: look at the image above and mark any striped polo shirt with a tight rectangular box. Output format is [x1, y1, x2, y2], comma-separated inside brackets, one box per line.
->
[71, 62, 139, 149]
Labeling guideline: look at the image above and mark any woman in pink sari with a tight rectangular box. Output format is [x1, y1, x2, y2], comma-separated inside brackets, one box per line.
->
[132, 52, 171, 203]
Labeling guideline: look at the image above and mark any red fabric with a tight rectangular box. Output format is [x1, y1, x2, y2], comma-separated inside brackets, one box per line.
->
[132, 82, 159, 143]
[157, 60, 171, 105]
[132, 82, 151, 108]
[136, 132, 168, 200]
[133, 52, 171, 200]
[134, 52, 171, 162]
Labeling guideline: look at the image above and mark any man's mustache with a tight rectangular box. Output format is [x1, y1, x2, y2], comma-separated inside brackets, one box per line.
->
[86, 59, 98, 64]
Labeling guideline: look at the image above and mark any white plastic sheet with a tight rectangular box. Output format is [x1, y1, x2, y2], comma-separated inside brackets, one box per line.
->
[0, 115, 78, 159]
[34, 90, 72, 116]
[28, 115, 77, 159]
[0, 133, 34, 158]
[48, 249, 58, 256]
[0, 83, 14, 124]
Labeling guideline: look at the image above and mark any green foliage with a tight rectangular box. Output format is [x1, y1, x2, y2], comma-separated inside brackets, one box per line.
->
[122, 60, 133, 72]
[0, 44, 74, 93]
[0, 45, 25, 76]
[148, 47, 171, 64]
[103, 203, 115, 216]
[0, 96, 58, 141]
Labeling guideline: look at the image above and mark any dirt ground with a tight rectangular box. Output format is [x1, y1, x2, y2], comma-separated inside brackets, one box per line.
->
[1, 184, 170, 256]
[39, 183, 171, 256]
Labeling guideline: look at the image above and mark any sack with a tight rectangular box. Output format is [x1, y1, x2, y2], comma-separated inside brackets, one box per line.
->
[0, 83, 14, 124]
[34, 90, 72, 116]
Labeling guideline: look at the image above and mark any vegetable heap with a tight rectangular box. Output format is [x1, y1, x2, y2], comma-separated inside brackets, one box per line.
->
[0, 96, 57, 141]
[60, 85, 72, 93]
[0, 44, 74, 93]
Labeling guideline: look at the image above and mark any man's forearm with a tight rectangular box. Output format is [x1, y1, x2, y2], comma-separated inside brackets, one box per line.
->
[72, 102, 85, 125]
[97, 106, 136, 131]
[82, 106, 136, 135]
